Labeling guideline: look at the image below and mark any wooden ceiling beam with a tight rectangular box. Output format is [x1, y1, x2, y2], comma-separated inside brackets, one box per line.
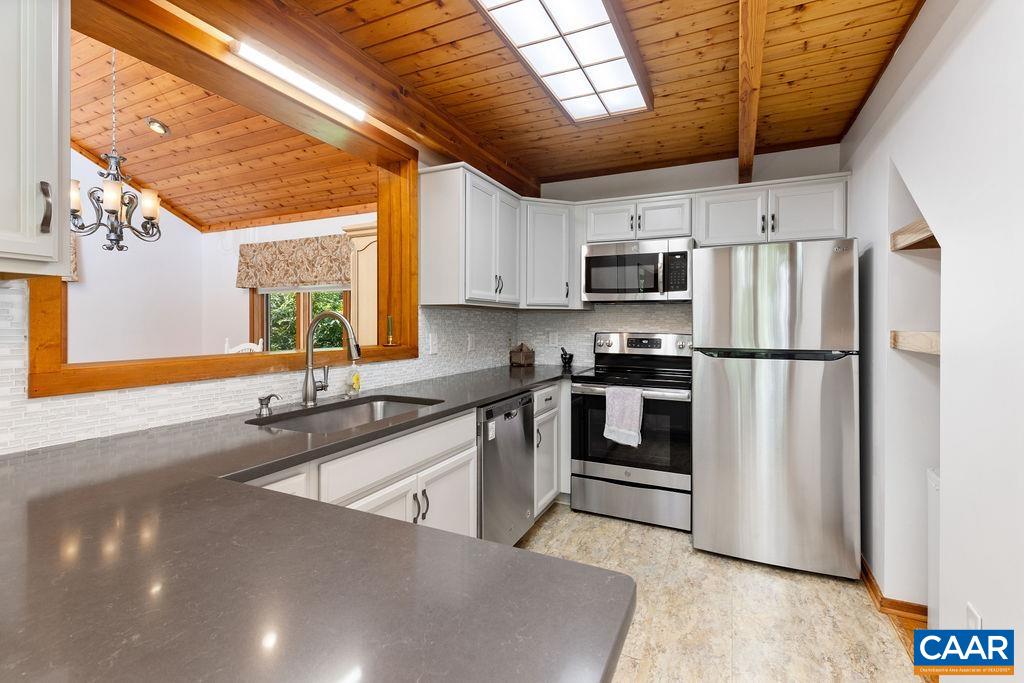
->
[164, 0, 539, 195]
[72, 0, 417, 168]
[737, 0, 767, 184]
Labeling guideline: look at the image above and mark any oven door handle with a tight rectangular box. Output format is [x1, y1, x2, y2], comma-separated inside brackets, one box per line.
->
[571, 383, 691, 402]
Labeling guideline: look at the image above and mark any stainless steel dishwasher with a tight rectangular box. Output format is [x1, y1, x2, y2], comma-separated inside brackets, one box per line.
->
[478, 392, 534, 545]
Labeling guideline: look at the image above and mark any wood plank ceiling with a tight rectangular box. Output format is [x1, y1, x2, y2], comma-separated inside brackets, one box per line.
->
[292, 0, 923, 183]
[70, 30, 378, 232]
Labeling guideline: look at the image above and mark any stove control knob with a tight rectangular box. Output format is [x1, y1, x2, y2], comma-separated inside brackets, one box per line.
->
[677, 341, 685, 349]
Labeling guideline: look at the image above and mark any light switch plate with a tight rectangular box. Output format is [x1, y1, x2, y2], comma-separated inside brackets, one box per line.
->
[966, 602, 983, 629]
[428, 332, 438, 355]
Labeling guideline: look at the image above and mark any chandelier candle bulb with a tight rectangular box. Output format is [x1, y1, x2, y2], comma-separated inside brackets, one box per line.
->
[141, 188, 160, 220]
[102, 180, 122, 213]
[69, 180, 81, 214]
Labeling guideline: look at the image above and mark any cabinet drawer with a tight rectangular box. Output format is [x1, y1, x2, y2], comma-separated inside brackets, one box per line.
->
[533, 384, 559, 415]
[319, 412, 476, 504]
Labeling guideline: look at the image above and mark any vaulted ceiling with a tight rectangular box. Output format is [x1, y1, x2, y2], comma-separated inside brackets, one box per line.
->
[71, 31, 378, 232]
[291, 0, 922, 183]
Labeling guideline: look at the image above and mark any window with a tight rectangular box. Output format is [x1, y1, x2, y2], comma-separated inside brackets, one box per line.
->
[252, 289, 352, 353]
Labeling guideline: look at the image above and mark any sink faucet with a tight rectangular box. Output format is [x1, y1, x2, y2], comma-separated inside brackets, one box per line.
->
[302, 310, 361, 407]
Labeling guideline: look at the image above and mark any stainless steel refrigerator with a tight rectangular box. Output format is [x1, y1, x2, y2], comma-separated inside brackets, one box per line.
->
[692, 238, 860, 579]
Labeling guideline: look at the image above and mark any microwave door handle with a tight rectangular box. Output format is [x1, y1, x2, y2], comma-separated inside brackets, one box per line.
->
[657, 252, 665, 294]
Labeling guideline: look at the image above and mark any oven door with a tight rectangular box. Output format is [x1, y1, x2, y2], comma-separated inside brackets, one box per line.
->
[570, 384, 691, 491]
[581, 240, 666, 302]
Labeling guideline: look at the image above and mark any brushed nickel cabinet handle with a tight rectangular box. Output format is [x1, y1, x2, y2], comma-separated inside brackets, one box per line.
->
[39, 181, 52, 234]
[420, 489, 429, 520]
[412, 492, 421, 524]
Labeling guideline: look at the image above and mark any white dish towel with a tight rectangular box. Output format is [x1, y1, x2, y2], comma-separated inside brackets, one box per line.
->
[603, 386, 644, 447]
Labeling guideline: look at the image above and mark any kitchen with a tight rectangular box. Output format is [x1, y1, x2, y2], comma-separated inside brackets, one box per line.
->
[1, 0, 1021, 681]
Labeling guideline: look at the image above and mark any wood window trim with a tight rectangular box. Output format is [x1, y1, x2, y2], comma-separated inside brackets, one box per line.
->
[252, 289, 355, 350]
[26, 159, 417, 398]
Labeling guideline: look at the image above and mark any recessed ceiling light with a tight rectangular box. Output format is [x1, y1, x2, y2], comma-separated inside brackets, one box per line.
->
[479, 0, 650, 122]
[599, 85, 646, 114]
[490, 0, 558, 46]
[565, 24, 624, 66]
[519, 38, 577, 76]
[541, 0, 609, 33]
[543, 69, 593, 99]
[584, 58, 636, 92]
[561, 94, 606, 120]
[146, 117, 170, 136]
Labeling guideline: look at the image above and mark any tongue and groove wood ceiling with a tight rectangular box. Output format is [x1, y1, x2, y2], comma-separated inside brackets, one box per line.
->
[70, 31, 378, 232]
[294, 0, 922, 183]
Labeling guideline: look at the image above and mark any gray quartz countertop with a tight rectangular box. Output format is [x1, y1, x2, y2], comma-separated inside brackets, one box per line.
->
[0, 365, 636, 682]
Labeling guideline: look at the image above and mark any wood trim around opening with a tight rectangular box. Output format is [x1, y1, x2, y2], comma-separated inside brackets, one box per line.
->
[26, 156, 418, 398]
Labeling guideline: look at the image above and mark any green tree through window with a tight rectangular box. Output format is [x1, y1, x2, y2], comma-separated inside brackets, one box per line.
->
[310, 290, 345, 349]
[267, 292, 297, 352]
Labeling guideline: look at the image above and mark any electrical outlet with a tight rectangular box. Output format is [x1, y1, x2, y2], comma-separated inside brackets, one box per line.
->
[548, 331, 558, 345]
[428, 332, 438, 355]
[966, 602, 983, 629]
[467, 333, 475, 351]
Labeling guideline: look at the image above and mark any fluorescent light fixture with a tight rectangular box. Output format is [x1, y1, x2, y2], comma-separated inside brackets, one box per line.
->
[600, 85, 646, 114]
[584, 58, 636, 91]
[542, 0, 608, 33]
[543, 69, 593, 99]
[490, 0, 558, 46]
[519, 38, 577, 76]
[562, 94, 606, 120]
[565, 23, 624, 65]
[479, 0, 649, 121]
[232, 41, 366, 122]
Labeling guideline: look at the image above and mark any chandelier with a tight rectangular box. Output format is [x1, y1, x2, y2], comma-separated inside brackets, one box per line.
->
[70, 49, 161, 251]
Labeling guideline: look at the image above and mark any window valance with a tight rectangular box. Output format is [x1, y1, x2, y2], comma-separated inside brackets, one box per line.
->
[236, 233, 352, 289]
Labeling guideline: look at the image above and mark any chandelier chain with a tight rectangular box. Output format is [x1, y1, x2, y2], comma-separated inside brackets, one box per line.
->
[110, 48, 117, 151]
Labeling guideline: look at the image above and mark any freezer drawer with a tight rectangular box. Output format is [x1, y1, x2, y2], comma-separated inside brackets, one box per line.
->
[692, 352, 860, 578]
[693, 238, 858, 351]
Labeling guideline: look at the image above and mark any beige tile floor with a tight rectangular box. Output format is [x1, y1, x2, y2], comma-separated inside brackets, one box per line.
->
[518, 503, 916, 682]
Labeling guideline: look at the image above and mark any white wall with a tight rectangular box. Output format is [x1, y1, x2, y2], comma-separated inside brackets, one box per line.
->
[540, 144, 840, 201]
[67, 151, 204, 362]
[841, 0, 1023, 640]
[199, 213, 377, 354]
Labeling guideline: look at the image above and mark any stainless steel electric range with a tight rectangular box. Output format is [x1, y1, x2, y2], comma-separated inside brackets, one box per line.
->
[569, 332, 692, 531]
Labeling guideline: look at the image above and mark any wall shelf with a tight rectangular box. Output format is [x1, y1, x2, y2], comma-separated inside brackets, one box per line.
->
[890, 330, 940, 355]
[890, 219, 939, 251]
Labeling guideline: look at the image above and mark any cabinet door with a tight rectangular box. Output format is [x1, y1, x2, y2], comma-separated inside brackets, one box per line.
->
[0, 0, 63, 264]
[584, 201, 636, 242]
[694, 188, 768, 246]
[263, 471, 311, 499]
[465, 173, 498, 302]
[534, 408, 559, 516]
[526, 203, 571, 307]
[495, 191, 520, 304]
[767, 179, 846, 242]
[637, 196, 691, 238]
[347, 474, 421, 525]
[417, 446, 478, 537]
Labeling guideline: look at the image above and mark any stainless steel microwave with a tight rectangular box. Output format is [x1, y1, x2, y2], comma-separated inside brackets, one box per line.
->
[581, 238, 692, 302]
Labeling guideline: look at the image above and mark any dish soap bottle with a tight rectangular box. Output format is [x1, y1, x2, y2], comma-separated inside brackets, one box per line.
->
[345, 362, 361, 396]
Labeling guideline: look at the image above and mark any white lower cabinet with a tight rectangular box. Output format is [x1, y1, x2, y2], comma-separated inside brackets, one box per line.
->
[347, 473, 420, 523]
[347, 447, 478, 536]
[534, 408, 559, 516]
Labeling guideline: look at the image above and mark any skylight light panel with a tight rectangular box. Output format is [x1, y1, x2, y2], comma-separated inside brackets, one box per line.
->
[565, 24, 624, 65]
[541, 0, 609, 33]
[490, 0, 558, 46]
[584, 58, 636, 92]
[478, 0, 650, 122]
[520, 38, 577, 76]
[562, 94, 606, 120]
[599, 85, 646, 114]
[543, 69, 594, 99]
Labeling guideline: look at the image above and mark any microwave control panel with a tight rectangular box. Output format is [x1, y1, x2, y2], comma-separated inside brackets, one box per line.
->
[664, 252, 688, 292]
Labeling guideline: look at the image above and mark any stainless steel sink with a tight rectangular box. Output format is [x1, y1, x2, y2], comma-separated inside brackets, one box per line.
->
[246, 395, 442, 434]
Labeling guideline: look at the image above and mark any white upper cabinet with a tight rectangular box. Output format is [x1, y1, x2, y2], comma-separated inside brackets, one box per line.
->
[465, 173, 500, 302]
[694, 187, 768, 246]
[585, 201, 636, 242]
[495, 191, 520, 304]
[767, 178, 846, 242]
[525, 202, 571, 307]
[0, 0, 68, 275]
[636, 196, 691, 238]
